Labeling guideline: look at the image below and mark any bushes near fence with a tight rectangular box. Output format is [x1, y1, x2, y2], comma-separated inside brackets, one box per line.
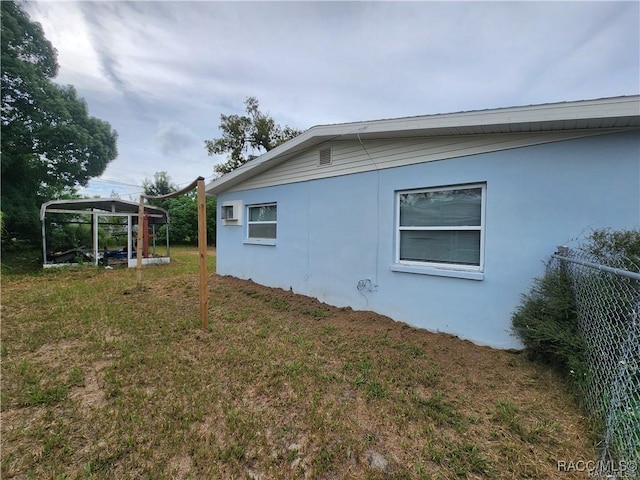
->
[511, 264, 588, 395]
[512, 228, 640, 477]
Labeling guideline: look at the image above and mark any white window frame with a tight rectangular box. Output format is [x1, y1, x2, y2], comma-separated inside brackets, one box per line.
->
[395, 183, 486, 274]
[245, 202, 277, 245]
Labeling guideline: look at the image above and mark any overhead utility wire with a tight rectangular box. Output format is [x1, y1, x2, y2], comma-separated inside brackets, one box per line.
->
[118, 141, 208, 165]
[85, 176, 215, 200]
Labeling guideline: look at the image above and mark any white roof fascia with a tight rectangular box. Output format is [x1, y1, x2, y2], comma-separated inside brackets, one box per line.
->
[315, 95, 640, 133]
[205, 129, 320, 195]
[205, 95, 640, 196]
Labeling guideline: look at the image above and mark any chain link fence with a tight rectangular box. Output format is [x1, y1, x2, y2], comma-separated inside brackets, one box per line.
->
[551, 247, 640, 478]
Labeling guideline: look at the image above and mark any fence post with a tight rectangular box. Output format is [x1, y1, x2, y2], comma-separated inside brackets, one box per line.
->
[555, 245, 570, 284]
[556, 246, 569, 268]
[197, 178, 208, 330]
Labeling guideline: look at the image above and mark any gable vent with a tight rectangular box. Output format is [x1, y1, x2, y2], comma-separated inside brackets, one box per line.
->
[318, 147, 332, 166]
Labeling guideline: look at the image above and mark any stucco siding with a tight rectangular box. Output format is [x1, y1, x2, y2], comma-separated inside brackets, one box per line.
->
[216, 131, 640, 348]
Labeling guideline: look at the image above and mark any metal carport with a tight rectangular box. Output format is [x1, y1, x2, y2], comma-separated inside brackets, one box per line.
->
[40, 198, 170, 268]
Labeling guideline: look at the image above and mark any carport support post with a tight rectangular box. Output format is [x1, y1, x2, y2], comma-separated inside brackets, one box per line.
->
[93, 211, 99, 266]
[41, 218, 47, 266]
[197, 178, 208, 330]
[127, 215, 133, 262]
[136, 196, 144, 287]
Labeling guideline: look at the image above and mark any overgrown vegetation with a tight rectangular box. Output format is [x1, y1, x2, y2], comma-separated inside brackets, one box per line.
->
[511, 265, 586, 393]
[582, 227, 640, 270]
[511, 227, 640, 398]
[2, 248, 594, 478]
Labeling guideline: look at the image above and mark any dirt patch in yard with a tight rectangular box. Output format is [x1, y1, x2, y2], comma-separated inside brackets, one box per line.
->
[69, 360, 110, 412]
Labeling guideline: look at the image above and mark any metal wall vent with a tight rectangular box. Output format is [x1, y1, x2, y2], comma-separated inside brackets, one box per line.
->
[318, 147, 332, 166]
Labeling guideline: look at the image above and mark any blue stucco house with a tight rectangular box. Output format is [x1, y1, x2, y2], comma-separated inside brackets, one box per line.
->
[206, 96, 640, 348]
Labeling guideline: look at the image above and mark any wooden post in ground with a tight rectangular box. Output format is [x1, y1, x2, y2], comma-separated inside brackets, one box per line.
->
[197, 178, 208, 330]
[136, 195, 144, 288]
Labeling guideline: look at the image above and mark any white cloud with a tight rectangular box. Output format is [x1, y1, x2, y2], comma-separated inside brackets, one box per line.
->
[153, 122, 200, 156]
[23, 0, 639, 198]
[25, 2, 114, 94]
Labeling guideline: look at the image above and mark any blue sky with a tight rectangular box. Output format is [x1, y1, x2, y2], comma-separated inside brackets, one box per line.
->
[24, 1, 640, 199]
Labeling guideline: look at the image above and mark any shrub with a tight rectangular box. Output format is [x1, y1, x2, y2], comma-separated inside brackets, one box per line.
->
[511, 227, 640, 398]
[511, 264, 587, 392]
[581, 228, 640, 271]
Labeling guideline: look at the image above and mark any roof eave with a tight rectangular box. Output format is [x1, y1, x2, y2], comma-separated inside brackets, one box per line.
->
[205, 128, 327, 195]
[205, 95, 640, 196]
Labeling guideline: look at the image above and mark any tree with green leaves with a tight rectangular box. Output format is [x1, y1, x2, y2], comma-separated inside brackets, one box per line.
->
[205, 96, 302, 175]
[142, 171, 176, 199]
[158, 194, 217, 246]
[142, 171, 177, 211]
[1, 1, 118, 245]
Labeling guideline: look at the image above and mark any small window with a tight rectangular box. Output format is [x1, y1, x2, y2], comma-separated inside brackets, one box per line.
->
[247, 203, 277, 241]
[396, 184, 485, 271]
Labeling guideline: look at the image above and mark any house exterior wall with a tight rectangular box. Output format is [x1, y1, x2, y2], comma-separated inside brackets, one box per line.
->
[215, 131, 640, 348]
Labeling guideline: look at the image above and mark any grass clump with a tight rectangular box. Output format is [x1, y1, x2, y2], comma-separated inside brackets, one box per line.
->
[494, 399, 559, 444]
[413, 391, 467, 430]
[11, 360, 70, 407]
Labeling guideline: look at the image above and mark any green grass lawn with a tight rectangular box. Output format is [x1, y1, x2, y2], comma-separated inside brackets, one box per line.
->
[1, 247, 595, 479]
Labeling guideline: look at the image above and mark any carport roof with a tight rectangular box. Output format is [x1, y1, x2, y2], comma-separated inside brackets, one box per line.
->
[40, 198, 169, 224]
